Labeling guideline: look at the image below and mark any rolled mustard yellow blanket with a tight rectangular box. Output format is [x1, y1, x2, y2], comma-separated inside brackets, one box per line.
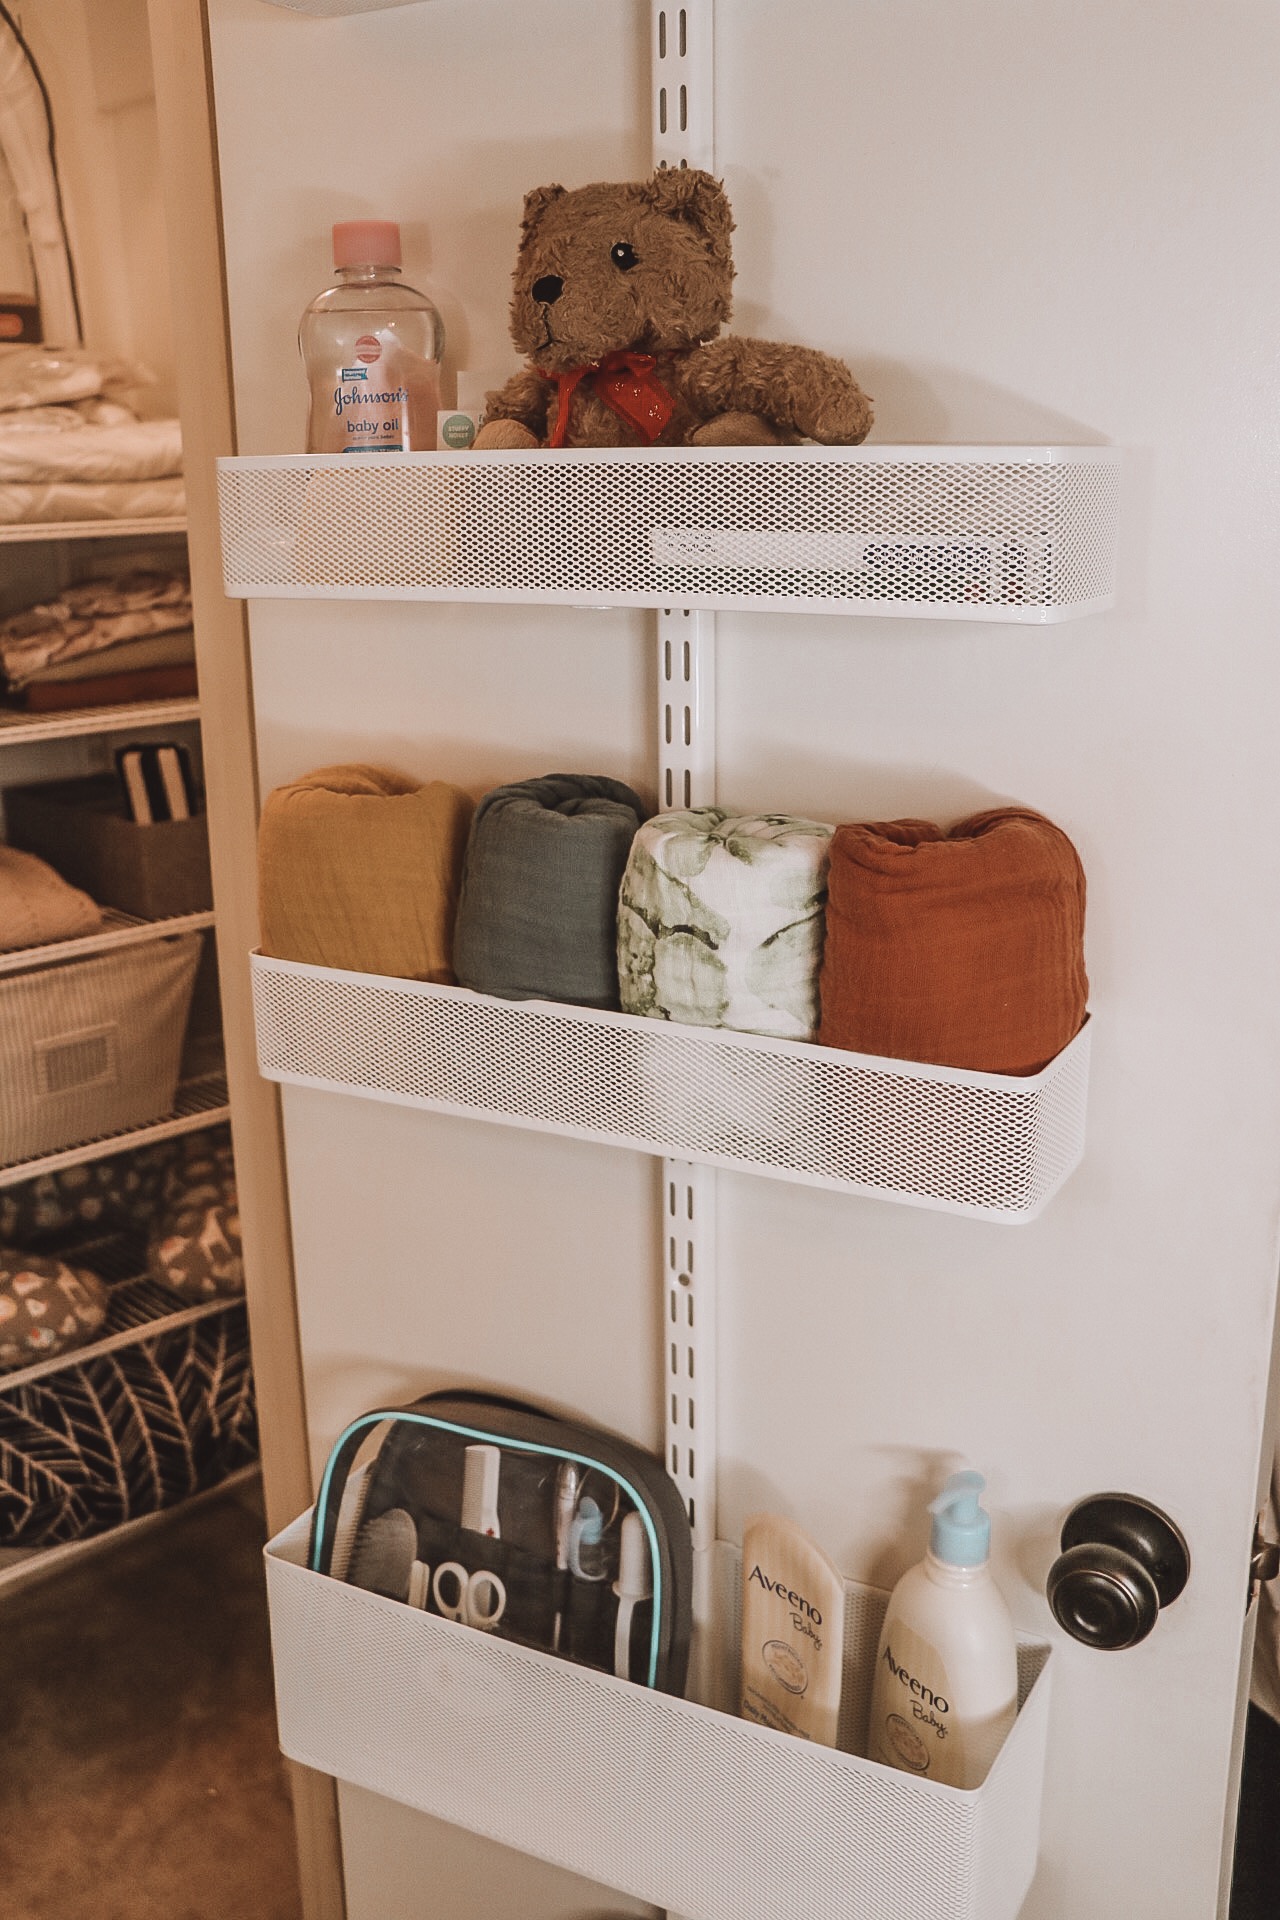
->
[816, 807, 1087, 1075]
[258, 764, 473, 982]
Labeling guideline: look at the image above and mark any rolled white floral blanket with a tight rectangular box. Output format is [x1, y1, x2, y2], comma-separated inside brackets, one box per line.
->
[618, 808, 834, 1039]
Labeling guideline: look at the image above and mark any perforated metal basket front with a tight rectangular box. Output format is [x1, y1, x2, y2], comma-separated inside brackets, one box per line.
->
[265, 1512, 1051, 1920]
[218, 445, 1119, 622]
[250, 954, 1089, 1220]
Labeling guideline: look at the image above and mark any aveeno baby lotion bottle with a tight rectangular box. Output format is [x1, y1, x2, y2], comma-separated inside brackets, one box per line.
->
[868, 1471, 1018, 1789]
[740, 1514, 846, 1746]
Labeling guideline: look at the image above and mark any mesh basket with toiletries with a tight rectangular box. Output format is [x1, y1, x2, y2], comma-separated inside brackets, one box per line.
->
[310, 1390, 693, 1694]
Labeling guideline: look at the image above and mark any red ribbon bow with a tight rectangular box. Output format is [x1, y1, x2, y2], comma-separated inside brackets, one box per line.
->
[538, 351, 676, 447]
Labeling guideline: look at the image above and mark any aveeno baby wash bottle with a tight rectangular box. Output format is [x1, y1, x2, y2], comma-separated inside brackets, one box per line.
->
[740, 1514, 846, 1746]
[300, 221, 443, 453]
[868, 1471, 1018, 1788]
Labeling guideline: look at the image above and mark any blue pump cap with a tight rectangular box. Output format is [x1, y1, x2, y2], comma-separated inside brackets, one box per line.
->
[928, 1470, 991, 1567]
[576, 1496, 603, 1545]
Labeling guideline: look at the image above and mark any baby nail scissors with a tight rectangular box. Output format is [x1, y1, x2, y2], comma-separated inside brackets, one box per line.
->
[432, 1560, 507, 1631]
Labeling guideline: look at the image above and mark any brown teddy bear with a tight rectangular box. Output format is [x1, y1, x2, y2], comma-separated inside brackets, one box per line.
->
[472, 168, 873, 452]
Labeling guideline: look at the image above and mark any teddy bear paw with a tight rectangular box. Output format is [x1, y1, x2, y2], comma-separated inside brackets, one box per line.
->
[472, 420, 541, 452]
[807, 388, 874, 446]
[689, 411, 784, 448]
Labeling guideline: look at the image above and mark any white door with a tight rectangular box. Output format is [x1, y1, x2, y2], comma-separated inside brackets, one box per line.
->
[203, 2, 1280, 1915]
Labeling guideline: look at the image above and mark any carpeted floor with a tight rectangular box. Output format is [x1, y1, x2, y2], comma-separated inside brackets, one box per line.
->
[0, 1477, 303, 1920]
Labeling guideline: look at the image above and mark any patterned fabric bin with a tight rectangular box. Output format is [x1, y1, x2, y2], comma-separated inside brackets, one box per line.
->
[0, 1303, 258, 1547]
[0, 934, 202, 1165]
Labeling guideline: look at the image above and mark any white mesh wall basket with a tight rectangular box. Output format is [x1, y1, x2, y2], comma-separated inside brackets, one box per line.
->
[265, 1512, 1052, 1920]
[218, 444, 1120, 623]
[0, 934, 203, 1165]
[251, 954, 1090, 1222]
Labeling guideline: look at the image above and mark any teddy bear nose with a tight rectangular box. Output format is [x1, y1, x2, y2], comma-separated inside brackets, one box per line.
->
[532, 275, 564, 306]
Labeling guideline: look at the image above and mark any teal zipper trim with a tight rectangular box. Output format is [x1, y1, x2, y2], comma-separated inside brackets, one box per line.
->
[314, 1409, 667, 1690]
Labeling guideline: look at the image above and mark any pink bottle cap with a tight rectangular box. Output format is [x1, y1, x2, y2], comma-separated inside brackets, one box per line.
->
[332, 220, 402, 269]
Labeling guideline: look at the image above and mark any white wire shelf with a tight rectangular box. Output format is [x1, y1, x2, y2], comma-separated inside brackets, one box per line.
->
[0, 1227, 240, 1392]
[0, 907, 215, 979]
[0, 517, 187, 545]
[266, 1515, 1052, 1920]
[252, 955, 1089, 1222]
[218, 444, 1120, 624]
[0, 1071, 230, 1191]
[0, 696, 200, 744]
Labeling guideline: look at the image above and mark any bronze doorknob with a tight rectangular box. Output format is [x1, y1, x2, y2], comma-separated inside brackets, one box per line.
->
[1047, 1494, 1190, 1650]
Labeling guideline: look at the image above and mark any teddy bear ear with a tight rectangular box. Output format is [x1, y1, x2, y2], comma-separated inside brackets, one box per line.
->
[641, 166, 735, 256]
[519, 183, 567, 243]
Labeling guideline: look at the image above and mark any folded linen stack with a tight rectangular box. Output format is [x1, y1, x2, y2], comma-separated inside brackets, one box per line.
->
[0, 347, 184, 528]
[618, 809, 834, 1040]
[454, 774, 649, 1008]
[816, 807, 1088, 1075]
[0, 567, 195, 711]
[258, 763, 474, 982]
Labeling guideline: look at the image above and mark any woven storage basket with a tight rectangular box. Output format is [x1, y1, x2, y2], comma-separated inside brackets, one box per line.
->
[0, 934, 202, 1165]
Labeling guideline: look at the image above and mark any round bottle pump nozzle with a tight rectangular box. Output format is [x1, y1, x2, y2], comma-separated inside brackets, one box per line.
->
[928, 1469, 992, 1567]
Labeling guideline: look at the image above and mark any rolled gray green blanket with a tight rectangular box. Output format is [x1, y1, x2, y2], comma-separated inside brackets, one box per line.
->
[454, 774, 649, 1008]
[618, 809, 834, 1038]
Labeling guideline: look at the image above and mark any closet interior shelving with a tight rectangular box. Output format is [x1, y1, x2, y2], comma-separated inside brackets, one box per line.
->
[0, 514, 236, 1594]
[0, 518, 230, 1186]
[0, 1223, 242, 1398]
[0, 516, 188, 544]
[0, 695, 201, 743]
[234, 2, 1118, 1916]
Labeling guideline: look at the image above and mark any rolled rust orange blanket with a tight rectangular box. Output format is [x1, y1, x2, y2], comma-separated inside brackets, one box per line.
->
[258, 764, 473, 982]
[816, 807, 1087, 1075]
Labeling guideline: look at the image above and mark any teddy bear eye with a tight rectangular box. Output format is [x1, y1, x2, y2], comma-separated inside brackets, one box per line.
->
[610, 242, 638, 271]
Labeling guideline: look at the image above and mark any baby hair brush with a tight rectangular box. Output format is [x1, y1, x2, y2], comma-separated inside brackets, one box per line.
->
[347, 1507, 430, 1608]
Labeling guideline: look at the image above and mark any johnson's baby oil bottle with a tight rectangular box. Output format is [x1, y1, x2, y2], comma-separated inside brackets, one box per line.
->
[299, 220, 443, 453]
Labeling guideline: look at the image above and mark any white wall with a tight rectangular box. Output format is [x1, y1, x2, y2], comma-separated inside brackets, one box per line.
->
[207, 3, 1280, 1916]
